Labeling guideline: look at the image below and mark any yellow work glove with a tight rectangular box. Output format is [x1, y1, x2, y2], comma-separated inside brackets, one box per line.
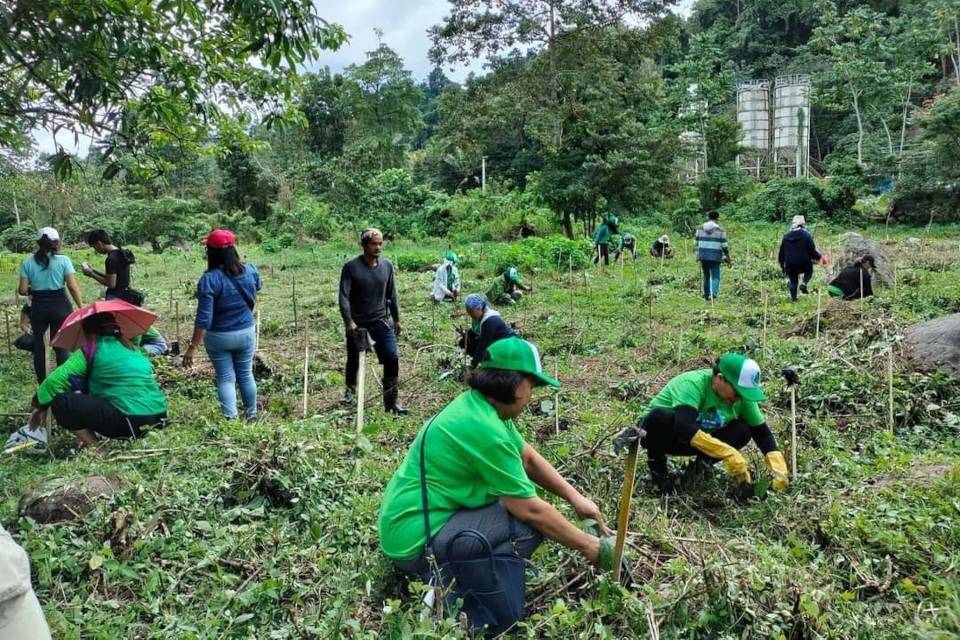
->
[690, 430, 752, 484]
[765, 451, 789, 492]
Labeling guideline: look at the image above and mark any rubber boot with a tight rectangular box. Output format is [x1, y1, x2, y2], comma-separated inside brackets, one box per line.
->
[384, 377, 408, 415]
[647, 454, 677, 495]
[341, 386, 355, 406]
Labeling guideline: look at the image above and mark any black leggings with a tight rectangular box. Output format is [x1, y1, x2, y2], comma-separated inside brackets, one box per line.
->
[29, 290, 72, 383]
[641, 407, 751, 460]
[50, 393, 166, 439]
[593, 243, 610, 265]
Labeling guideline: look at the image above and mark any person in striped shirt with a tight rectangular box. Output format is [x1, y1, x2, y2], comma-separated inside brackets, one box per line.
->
[694, 210, 731, 301]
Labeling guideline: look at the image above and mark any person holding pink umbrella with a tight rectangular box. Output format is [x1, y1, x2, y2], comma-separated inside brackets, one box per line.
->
[23, 311, 167, 450]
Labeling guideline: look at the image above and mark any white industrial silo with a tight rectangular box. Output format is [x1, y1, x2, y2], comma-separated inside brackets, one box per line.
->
[736, 80, 770, 178]
[773, 75, 811, 177]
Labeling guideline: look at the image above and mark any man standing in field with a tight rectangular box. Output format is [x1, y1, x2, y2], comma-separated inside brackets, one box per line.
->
[694, 210, 730, 301]
[81, 229, 140, 304]
[338, 228, 407, 414]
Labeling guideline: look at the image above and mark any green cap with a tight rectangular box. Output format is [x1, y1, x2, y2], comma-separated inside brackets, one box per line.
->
[478, 337, 560, 389]
[444, 251, 461, 265]
[717, 353, 766, 402]
[608, 214, 619, 225]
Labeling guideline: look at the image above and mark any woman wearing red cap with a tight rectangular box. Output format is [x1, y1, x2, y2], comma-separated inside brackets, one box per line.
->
[183, 229, 262, 420]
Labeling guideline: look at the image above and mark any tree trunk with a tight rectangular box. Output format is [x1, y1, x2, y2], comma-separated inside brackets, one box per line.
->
[548, 0, 561, 149]
[954, 16, 960, 83]
[898, 77, 913, 177]
[852, 90, 865, 167]
[562, 211, 573, 239]
[879, 115, 893, 158]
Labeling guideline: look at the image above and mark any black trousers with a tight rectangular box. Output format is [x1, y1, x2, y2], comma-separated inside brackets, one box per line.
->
[29, 290, 72, 383]
[785, 264, 813, 301]
[345, 320, 399, 387]
[593, 243, 610, 265]
[641, 407, 751, 460]
[50, 393, 166, 439]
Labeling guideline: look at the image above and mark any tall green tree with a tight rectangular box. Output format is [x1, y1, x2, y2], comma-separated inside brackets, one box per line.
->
[0, 0, 346, 176]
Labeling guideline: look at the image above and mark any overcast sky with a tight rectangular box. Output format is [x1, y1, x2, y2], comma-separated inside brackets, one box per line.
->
[36, 0, 696, 157]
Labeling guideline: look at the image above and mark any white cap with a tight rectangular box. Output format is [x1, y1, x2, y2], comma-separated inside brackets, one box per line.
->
[37, 227, 60, 242]
[791, 215, 806, 229]
[659, 235, 669, 244]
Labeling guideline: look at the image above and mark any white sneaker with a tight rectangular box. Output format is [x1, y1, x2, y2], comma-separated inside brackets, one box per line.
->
[4, 426, 47, 455]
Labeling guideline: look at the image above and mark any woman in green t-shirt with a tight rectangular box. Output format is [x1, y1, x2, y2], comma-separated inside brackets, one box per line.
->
[379, 338, 610, 579]
[23, 312, 168, 450]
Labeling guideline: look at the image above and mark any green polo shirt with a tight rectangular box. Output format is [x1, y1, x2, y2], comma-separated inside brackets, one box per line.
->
[379, 390, 537, 560]
[646, 369, 765, 431]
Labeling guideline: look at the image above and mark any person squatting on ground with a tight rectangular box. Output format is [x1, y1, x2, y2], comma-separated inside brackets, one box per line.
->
[0, 524, 52, 639]
[18, 227, 83, 382]
[133, 325, 170, 357]
[27, 312, 168, 450]
[650, 234, 674, 259]
[379, 338, 612, 631]
[461, 293, 516, 368]
[618, 353, 788, 497]
[592, 215, 619, 266]
[829, 255, 876, 301]
[487, 266, 532, 306]
[81, 229, 140, 304]
[183, 229, 261, 421]
[431, 251, 462, 303]
[695, 211, 731, 301]
[339, 228, 407, 414]
[777, 216, 824, 302]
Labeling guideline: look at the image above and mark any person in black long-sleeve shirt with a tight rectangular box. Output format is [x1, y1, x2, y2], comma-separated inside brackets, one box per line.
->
[338, 228, 406, 414]
[461, 294, 516, 367]
[777, 215, 822, 301]
[828, 255, 875, 301]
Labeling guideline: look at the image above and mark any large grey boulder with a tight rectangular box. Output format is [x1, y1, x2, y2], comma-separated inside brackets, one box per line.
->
[903, 313, 960, 376]
[834, 233, 894, 286]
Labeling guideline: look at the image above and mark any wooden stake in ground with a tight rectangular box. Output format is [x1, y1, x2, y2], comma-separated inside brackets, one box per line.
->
[676, 330, 683, 364]
[781, 368, 800, 479]
[888, 346, 895, 432]
[302, 329, 310, 419]
[762, 288, 769, 360]
[554, 361, 560, 435]
[355, 329, 370, 433]
[255, 307, 261, 354]
[3, 306, 10, 356]
[43, 329, 54, 429]
[859, 268, 864, 321]
[612, 437, 640, 585]
[174, 301, 181, 347]
[568, 255, 575, 321]
[168, 289, 173, 318]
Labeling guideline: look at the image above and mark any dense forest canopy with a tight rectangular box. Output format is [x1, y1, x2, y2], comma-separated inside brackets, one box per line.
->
[0, 0, 958, 251]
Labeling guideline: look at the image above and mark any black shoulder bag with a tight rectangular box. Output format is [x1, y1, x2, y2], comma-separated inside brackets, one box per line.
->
[419, 417, 528, 636]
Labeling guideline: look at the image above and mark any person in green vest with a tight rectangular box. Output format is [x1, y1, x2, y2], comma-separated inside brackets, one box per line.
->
[24, 312, 168, 450]
[617, 353, 788, 497]
[592, 215, 619, 266]
[487, 266, 532, 305]
[379, 337, 612, 592]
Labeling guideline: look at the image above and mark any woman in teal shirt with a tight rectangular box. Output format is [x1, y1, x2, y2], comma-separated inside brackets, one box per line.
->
[18, 227, 83, 382]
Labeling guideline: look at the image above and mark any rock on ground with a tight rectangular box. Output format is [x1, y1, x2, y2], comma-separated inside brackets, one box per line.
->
[835, 233, 894, 286]
[19, 476, 124, 524]
[903, 313, 960, 376]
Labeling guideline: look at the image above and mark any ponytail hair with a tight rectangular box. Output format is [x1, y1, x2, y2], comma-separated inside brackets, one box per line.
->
[34, 235, 58, 269]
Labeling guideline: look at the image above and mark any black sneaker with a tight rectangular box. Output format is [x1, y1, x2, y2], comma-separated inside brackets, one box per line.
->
[799, 283, 808, 295]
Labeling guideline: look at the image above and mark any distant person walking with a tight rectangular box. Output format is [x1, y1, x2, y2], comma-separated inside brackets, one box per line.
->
[18, 227, 83, 382]
[695, 211, 730, 301]
[829, 255, 875, 301]
[183, 229, 262, 421]
[592, 215, 619, 266]
[81, 229, 141, 304]
[339, 228, 406, 414]
[777, 216, 823, 302]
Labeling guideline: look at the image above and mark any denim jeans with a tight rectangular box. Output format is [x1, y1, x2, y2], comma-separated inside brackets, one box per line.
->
[785, 265, 813, 301]
[204, 325, 257, 419]
[700, 261, 722, 300]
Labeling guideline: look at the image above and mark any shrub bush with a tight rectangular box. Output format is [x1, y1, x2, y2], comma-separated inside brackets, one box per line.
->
[114, 197, 209, 251]
[361, 169, 449, 238]
[263, 195, 336, 244]
[489, 236, 592, 276]
[447, 189, 559, 243]
[393, 251, 439, 272]
[0, 222, 37, 252]
[698, 163, 755, 212]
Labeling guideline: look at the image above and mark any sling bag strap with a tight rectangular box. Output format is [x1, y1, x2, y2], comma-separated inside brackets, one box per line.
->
[222, 270, 256, 311]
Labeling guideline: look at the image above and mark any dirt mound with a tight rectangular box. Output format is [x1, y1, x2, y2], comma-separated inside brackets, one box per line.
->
[19, 476, 124, 524]
[903, 313, 960, 376]
[867, 463, 954, 488]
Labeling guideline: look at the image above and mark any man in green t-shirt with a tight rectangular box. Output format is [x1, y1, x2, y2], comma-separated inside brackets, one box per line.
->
[379, 337, 611, 586]
[487, 266, 531, 305]
[618, 353, 789, 496]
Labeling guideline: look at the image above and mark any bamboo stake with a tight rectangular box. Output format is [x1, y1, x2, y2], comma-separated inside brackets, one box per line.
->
[356, 342, 367, 434]
[659, 248, 665, 271]
[815, 289, 822, 342]
[859, 268, 864, 321]
[888, 346, 895, 432]
[3, 306, 10, 355]
[255, 307, 261, 354]
[761, 287, 769, 360]
[790, 385, 797, 479]
[554, 361, 560, 435]
[568, 255, 574, 321]
[168, 289, 173, 317]
[43, 329, 53, 429]
[302, 329, 310, 419]
[676, 330, 683, 364]
[174, 301, 181, 347]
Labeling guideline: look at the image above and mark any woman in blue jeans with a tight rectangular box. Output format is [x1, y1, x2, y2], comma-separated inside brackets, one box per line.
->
[183, 229, 262, 420]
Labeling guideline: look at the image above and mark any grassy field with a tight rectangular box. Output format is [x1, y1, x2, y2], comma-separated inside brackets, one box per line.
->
[1, 222, 960, 639]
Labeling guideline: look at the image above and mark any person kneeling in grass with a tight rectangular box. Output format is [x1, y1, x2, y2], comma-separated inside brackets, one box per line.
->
[26, 312, 168, 450]
[617, 353, 788, 497]
[460, 293, 516, 368]
[379, 338, 612, 629]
